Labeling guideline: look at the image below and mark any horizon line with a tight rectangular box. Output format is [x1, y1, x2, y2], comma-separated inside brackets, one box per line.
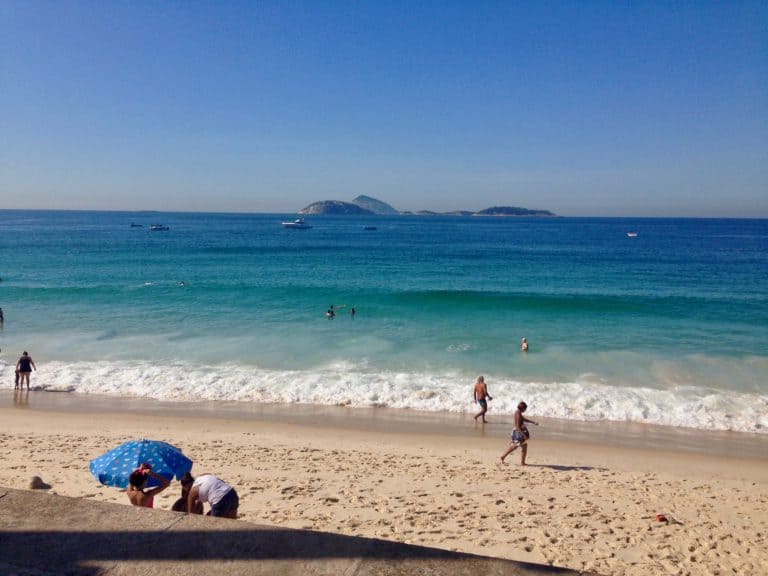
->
[0, 208, 766, 220]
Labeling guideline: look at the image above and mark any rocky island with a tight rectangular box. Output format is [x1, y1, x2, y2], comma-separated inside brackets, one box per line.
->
[351, 195, 400, 215]
[298, 196, 555, 217]
[299, 200, 374, 215]
[474, 206, 555, 217]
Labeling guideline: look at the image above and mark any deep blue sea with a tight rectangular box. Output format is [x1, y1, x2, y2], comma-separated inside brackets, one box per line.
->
[1, 210, 766, 432]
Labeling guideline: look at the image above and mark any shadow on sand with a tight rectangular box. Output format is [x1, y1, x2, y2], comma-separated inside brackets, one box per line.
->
[1, 528, 582, 576]
[527, 464, 607, 472]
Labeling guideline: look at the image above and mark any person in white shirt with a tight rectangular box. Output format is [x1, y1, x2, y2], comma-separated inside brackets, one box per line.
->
[186, 473, 239, 519]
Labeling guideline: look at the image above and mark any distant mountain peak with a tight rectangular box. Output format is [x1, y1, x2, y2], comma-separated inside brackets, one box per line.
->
[299, 200, 374, 215]
[351, 195, 399, 215]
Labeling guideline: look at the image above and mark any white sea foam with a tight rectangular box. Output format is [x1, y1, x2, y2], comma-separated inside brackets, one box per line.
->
[2, 359, 766, 434]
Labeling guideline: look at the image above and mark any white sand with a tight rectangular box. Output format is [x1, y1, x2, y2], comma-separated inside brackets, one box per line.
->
[1, 394, 767, 575]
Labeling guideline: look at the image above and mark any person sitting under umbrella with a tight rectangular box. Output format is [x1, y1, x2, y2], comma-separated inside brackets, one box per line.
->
[186, 473, 239, 519]
[172, 472, 203, 514]
[127, 463, 170, 508]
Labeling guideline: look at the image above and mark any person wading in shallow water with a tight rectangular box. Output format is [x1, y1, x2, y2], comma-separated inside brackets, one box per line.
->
[472, 376, 493, 423]
[16, 351, 36, 390]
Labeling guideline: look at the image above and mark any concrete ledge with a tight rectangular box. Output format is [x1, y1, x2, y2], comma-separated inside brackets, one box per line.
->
[0, 487, 593, 575]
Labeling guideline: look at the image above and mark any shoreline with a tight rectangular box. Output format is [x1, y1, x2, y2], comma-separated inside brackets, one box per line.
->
[1, 353, 764, 435]
[3, 389, 767, 461]
[1, 390, 767, 574]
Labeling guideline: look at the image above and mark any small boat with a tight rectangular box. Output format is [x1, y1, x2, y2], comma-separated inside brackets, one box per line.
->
[282, 218, 312, 229]
[130, 223, 143, 228]
[150, 224, 170, 231]
[626, 232, 638, 237]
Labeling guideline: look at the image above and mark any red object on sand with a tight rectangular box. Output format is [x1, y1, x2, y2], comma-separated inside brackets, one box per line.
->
[655, 514, 668, 522]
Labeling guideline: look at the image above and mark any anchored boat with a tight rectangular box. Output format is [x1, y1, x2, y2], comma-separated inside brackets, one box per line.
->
[282, 218, 312, 229]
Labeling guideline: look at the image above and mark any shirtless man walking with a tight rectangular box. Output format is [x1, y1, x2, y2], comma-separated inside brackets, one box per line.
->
[472, 376, 493, 423]
[500, 401, 539, 465]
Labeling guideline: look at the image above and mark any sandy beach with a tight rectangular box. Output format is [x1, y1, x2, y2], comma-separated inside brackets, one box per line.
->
[1, 391, 767, 576]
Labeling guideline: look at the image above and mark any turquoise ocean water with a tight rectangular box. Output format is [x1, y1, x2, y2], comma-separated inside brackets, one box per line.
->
[0, 210, 766, 433]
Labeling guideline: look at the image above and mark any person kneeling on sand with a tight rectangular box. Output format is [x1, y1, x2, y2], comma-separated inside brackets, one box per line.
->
[500, 401, 539, 466]
[187, 473, 239, 519]
[172, 473, 203, 514]
[127, 463, 170, 508]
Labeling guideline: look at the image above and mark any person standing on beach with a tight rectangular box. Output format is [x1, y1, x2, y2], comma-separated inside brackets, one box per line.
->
[472, 376, 493, 423]
[500, 401, 539, 465]
[16, 351, 36, 390]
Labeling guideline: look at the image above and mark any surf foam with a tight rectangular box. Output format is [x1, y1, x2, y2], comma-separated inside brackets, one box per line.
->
[2, 359, 765, 434]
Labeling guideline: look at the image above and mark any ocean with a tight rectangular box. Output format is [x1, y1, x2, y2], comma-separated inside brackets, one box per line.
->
[0, 210, 766, 433]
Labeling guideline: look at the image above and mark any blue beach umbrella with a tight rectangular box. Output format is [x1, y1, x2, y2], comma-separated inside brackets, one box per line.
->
[89, 439, 193, 489]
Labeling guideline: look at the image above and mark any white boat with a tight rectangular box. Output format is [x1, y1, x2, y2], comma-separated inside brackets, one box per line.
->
[150, 224, 170, 231]
[626, 232, 638, 237]
[282, 218, 312, 229]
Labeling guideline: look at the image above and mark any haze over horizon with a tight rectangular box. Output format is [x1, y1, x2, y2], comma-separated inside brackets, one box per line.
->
[1, 2, 766, 217]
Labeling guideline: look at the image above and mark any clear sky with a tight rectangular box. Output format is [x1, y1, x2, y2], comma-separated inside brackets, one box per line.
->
[1, 1, 766, 216]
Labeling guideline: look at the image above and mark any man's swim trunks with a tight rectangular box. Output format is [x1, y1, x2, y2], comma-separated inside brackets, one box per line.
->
[511, 427, 530, 445]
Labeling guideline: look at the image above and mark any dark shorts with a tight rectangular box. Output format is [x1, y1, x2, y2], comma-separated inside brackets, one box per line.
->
[478, 399, 487, 409]
[210, 488, 239, 517]
[512, 428, 530, 445]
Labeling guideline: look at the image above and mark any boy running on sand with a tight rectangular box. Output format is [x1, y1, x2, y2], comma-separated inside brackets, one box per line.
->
[500, 401, 539, 465]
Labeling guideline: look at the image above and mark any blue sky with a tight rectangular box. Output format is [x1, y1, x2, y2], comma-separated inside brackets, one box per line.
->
[1, 1, 766, 216]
